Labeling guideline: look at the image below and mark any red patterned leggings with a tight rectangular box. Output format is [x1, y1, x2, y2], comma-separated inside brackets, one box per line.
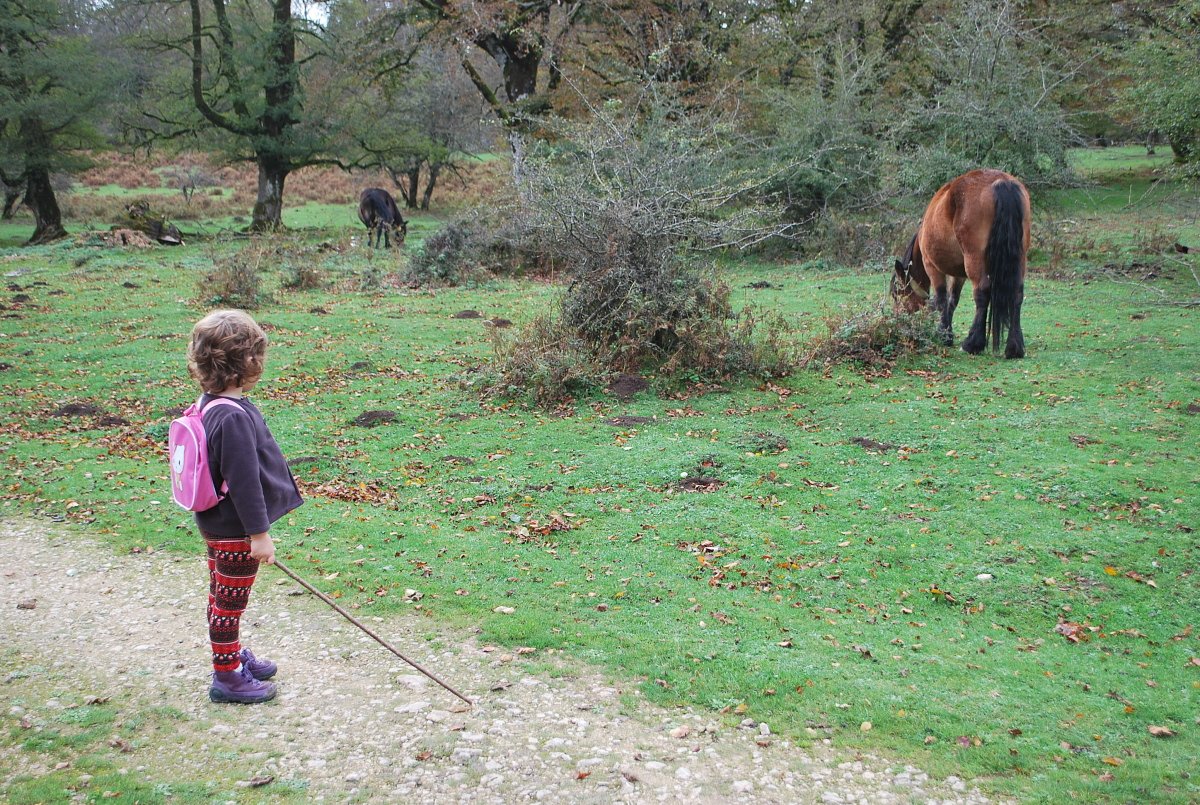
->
[202, 534, 260, 671]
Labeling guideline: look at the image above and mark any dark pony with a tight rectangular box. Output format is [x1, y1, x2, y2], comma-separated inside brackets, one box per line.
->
[358, 188, 407, 248]
[891, 169, 1031, 358]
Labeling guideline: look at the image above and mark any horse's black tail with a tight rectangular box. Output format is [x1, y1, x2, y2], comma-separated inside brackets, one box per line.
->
[985, 181, 1025, 352]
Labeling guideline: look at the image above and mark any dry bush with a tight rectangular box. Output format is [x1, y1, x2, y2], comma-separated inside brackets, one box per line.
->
[802, 305, 942, 371]
[405, 208, 543, 287]
[78, 152, 162, 189]
[484, 315, 612, 408]
[197, 244, 271, 309]
[486, 97, 794, 405]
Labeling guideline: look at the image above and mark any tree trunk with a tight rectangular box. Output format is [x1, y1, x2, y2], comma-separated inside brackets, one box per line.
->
[420, 163, 440, 210]
[2, 184, 20, 219]
[250, 160, 288, 232]
[402, 165, 420, 208]
[24, 165, 66, 245]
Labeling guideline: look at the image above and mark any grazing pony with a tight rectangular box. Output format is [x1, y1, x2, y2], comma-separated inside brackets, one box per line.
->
[358, 188, 407, 248]
[891, 169, 1031, 358]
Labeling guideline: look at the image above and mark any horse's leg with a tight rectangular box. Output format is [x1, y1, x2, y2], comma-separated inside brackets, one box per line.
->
[944, 276, 965, 341]
[1005, 277, 1026, 359]
[961, 258, 990, 355]
[927, 271, 953, 346]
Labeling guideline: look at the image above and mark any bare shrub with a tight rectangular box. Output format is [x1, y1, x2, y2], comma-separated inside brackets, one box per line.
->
[488, 93, 795, 404]
[405, 210, 537, 287]
[484, 315, 611, 408]
[802, 305, 942, 372]
[197, 245, 271, 309]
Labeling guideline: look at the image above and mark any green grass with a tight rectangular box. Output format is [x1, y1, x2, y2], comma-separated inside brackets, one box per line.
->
[1069, 144, 1174, 181]
[1, 150, 1198, 802]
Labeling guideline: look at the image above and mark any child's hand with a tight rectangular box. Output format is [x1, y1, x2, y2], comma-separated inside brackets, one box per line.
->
[249, 533, 275, 565]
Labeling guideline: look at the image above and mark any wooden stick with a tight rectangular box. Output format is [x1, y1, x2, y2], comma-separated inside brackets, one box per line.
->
[273, 559, 472, 707]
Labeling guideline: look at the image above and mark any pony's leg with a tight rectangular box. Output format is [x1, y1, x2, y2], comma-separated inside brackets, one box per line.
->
[1005, 279, 1026, 359]
[928, 273, 953, 346]
[961, 265, 990, 355]
[944, 276, 965, 339]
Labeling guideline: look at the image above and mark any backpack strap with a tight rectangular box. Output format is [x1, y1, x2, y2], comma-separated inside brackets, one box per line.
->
[197, 396, 246, 495]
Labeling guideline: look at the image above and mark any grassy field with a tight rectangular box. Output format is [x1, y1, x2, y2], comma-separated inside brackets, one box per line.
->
[1, 147, 1198, 802]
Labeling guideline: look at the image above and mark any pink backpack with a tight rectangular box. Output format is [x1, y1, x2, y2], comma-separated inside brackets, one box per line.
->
[168, 396, 243, 511]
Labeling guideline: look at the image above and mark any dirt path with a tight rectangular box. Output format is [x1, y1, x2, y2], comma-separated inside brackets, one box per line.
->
[2, 519, 1001, 803]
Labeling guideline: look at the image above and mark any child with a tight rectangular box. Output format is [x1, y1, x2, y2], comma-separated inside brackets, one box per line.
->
[187, 309, 303, 703]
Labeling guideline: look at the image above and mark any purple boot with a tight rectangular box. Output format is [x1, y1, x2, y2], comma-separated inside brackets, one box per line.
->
[209, 665, 277, 704]
[239, 648, 277, 681]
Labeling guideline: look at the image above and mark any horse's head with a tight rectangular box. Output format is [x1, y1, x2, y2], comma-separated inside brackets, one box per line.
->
[393, 217, 408, 246]
[890, 232, 928, 313]
[890, 259, 925, 313]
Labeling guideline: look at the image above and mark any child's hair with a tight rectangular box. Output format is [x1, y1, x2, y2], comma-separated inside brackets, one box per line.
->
[188, 310, 269, 393]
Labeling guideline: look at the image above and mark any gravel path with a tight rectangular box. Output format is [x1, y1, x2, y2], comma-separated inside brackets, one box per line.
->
[2, 519, 1003, 803]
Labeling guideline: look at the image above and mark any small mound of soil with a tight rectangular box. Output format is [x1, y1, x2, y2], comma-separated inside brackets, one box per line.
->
[678, 476, 725, 493]
[288, 455, 326, 470]
[488, 318, 513, 328]
[452, 310, 483, 319]
[12, 294, 31, 304]
[607, 415, 653, 427]
[0, 363, 11, 371]
[851, 436, 899, 452]
[52, 402, 102, 417]
[607, 374, 649, 400]
[102, 229, 155, 248]
[446, 413, 473, 421]
[6, 284, 21, 292]
[744, 281, 782, 290]
[162, 406, 186, 418]
[351, 410, 397, 428]
[121, 281, 140, 289]
[1186, 404, 1200, 415]
[48, 289, 64, 296]
[442, 455, 475, 465]
[97, 415, 130, 427]
[309, 307, 329, 315]
[349, 361, 372, 371]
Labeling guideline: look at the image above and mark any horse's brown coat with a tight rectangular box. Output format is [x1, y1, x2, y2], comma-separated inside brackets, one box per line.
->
[892, 169, 1031, 358]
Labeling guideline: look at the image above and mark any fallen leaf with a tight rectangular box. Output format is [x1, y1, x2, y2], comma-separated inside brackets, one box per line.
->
[247, 775, 274, 787]
[416, 750, 433, 761]
[1102, 756, 1124, 766]
[670, 725, 691, 739]
[1148, 725, 1176, 738]
[860, 721, 873, 732]
[575, 771, 591, 780]
[16, 599, 36, 610]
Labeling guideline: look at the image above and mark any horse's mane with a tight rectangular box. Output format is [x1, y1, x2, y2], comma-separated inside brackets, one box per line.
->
[901, 228, 919, 269]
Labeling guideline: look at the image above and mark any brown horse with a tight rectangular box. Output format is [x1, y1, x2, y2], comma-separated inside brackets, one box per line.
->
[891, 169, 1031, 358]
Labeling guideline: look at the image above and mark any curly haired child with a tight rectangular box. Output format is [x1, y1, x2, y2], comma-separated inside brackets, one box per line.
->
[187, 309, 303, 703]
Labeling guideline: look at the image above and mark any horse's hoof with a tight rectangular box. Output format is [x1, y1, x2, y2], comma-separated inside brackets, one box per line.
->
[961, 341, 984, 355]
[1005, 345, 1025, 359]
